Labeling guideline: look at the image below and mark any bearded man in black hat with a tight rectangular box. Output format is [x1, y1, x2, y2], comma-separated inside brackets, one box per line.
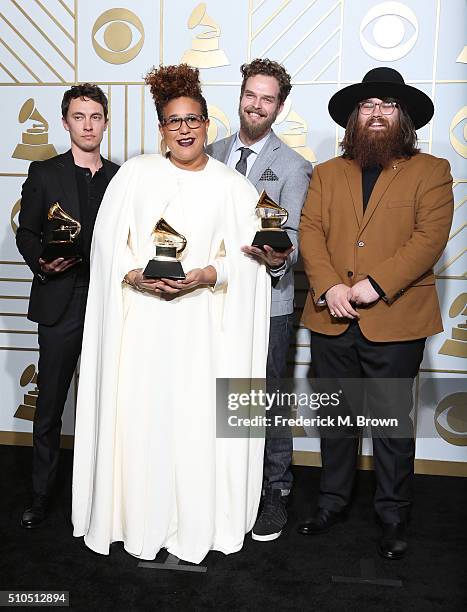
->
[297, 68, 453, 559]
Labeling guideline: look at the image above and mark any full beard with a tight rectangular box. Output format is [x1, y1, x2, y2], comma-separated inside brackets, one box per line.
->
[352, 117, 405, 168]
[239, 103, 278, 141]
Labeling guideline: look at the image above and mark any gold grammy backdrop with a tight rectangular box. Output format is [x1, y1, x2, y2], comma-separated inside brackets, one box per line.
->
[0, 0, 465, 474]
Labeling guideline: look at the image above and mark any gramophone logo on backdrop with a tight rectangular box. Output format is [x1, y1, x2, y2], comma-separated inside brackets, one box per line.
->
[12, 99, 57, 161]
[439, 293, 467, 359]
[91, 8, 145, 64]
[11, 199, 21, 235]
[457, 47, 467, 63]
[182, 3, 229, 68]
[274, 99, 316, 163]
[207, 105, 231, 145]
[14, 364, 39, 422]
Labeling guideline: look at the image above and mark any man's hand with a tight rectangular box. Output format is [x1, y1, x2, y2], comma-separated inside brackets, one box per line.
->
[241, 244, 294, 268]
[325, 283, 360, 319]
[39, 257, 81, 275]
[349, 279, 380, 306]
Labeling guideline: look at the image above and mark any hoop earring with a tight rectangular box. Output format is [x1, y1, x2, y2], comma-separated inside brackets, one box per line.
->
[160, 137, 169, 157]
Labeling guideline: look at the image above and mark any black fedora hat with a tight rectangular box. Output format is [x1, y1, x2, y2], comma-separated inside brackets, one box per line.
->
[328, 67, 434, 130]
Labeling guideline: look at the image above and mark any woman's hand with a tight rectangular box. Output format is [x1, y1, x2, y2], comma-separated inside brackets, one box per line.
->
[155, 266, 217, 295]
[125, 268, 165, 293]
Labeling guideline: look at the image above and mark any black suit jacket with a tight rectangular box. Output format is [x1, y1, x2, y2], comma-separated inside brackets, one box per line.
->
[16, 150, 120, 325]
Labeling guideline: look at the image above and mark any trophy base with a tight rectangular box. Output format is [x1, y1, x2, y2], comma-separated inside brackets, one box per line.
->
[41, 242, 81, 262]
[252, 230, 292, 252]
[143, 259, 186, 280]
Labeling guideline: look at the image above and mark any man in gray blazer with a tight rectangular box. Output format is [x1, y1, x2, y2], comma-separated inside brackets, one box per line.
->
[207, 58, 312, 541]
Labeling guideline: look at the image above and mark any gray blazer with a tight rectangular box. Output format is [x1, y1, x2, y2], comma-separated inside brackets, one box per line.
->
[207, 130, 312, 317]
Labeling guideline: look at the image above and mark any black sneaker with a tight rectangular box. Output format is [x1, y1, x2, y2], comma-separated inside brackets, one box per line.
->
[252, 489, 287, 541]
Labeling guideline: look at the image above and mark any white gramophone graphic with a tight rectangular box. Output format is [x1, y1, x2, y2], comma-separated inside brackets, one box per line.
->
[274, 98, 316, 163]
[181, 3, 229, 68]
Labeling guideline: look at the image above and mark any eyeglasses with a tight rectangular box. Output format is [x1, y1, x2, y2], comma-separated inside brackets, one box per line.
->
[359, 101, 398, 116]
[161, 114, 206, 131]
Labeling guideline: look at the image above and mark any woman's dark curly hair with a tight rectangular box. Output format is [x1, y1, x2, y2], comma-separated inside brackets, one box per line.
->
[145, 64, 208, 122]
[240, 58, 291, 105]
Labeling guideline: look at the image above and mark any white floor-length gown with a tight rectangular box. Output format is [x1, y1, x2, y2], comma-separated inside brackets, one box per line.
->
[72, 154, 270, 564]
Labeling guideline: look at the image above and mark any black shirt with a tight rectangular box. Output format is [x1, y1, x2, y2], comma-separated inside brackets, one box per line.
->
[362, 165, 382, 211]
[362, 165, 385, 297]
[74, 162, 109, 286]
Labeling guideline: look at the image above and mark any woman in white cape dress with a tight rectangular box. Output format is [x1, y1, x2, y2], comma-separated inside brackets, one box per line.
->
[71, 66, 270, 564]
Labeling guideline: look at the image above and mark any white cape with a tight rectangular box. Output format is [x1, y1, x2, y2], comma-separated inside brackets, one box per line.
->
[72, 155, 270, 563]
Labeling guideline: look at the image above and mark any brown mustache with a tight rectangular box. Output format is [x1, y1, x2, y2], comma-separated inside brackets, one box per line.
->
[244, 106, 267, 117]
[366, 117, 389, 128]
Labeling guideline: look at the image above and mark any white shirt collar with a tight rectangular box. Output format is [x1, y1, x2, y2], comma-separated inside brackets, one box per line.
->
[234, 130, 272, 156]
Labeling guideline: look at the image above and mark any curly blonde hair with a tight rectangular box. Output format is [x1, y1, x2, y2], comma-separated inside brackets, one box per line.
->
[145, 64, 208, 122]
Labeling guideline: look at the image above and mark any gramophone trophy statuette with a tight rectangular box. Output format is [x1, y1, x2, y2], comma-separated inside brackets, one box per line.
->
[41, 202, 81, 261]
[143, 218, 187, 280]
[251, 191, 292, 252]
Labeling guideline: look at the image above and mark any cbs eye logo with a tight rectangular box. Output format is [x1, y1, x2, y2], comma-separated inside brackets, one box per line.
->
[360, 1, 418, 61]
[449, 106, 467, 158]
[92, 8, 145, 65]
[434, 392, 467, 446]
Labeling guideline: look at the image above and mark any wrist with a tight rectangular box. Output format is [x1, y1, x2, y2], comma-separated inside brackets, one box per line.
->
[124, 269, 140, 288]
[324, 284, 339, 299]
[202, 265, 217, 286]
[269, 260, 286, 271]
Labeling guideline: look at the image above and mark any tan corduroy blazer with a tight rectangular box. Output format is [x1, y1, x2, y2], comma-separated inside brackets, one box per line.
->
[299, 153, 454, 342]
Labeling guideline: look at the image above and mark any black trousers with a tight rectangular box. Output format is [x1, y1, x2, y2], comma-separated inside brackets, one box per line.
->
[311, 322, 426, 523]
[32, 285, 88, 497]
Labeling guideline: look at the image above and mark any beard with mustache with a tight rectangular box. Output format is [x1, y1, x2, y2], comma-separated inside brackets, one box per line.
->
[352, 116, 406, 168]
[239, 102, 280, 141]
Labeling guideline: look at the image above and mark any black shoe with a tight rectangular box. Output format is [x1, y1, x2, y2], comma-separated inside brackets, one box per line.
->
[21, 495, 49, 529]
[297, 507, 345, 535]
[252, 489, 287, 541]
[377, 522, 407, 560]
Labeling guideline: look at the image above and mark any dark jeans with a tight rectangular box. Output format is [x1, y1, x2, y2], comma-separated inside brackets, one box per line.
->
[263, 313, 294, 493]
[311, 322, 426, 523]
[33, 285, 88, 497]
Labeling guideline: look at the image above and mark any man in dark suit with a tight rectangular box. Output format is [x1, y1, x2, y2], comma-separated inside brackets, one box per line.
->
[207, 59, 312, 541]
[16, 83, 119, 528]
